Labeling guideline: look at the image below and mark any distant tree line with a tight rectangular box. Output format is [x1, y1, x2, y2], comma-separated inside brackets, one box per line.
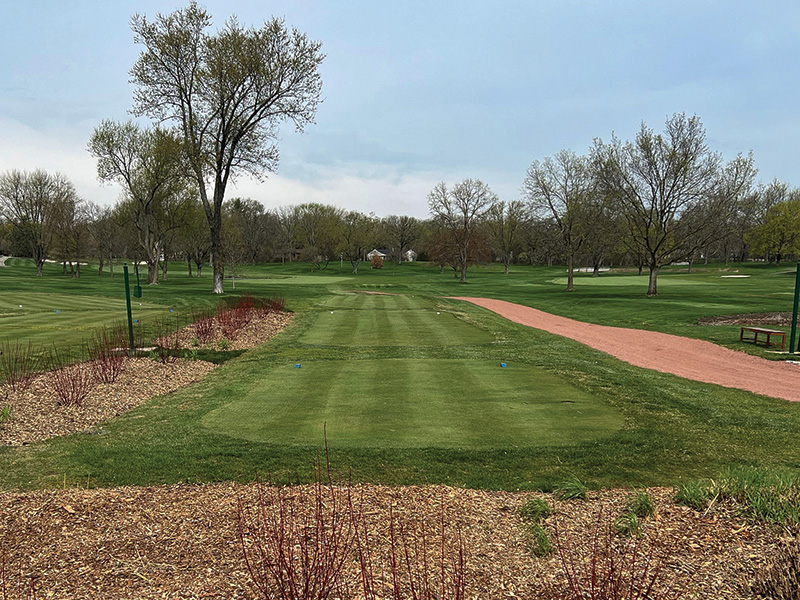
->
[0, 107, 795, 293]
[0, 114, 798, 296]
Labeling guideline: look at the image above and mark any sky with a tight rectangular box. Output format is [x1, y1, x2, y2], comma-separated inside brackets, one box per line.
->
[1, 0, 799, 219]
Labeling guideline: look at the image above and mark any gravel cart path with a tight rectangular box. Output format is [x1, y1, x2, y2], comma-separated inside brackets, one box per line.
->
[451, 296, 800, 402]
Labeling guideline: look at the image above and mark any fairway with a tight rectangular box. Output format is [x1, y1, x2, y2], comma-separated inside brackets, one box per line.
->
[201, 359, 621, 448]
[299, 293, 493, 346]
[0, 292, 170, 346]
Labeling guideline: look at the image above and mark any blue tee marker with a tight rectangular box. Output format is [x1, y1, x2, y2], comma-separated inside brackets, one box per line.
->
[295, 364, 301, 369]
[500, 362, 507, 368]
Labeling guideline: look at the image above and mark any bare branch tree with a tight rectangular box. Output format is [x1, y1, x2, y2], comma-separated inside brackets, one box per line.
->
[129, 3, 324, 293]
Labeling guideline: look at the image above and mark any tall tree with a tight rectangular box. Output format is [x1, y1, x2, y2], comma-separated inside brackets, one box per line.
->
[486, 200, 528, 275]
[427, 179, 495, 283]
[593, 113, 756, 295]
[747, 198, 800, 264]
[382, 214, 420, 264]
[129, 3, 324, 293]
[89, 121, 189, 284]
[338, 211, 376, 273]
[294, 203, 342, 270]
[273, 205, 299, 263]
[0, 170, 78, 276]
[226, 197, 272, 264]
[523, 150, 592, 291]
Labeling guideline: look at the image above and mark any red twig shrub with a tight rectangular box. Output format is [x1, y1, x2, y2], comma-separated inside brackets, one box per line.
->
[0, 341, 44, 392]
[192, 310, 216, 345]
[88, 326, 126, 383]
[49, 349, 94, 408]
[238, 453, 468, 600]
[1, 553, 37, 600]
[153, 319, 179, 364]
[237, 472, 360, 599]
[545, 513, 678, 600]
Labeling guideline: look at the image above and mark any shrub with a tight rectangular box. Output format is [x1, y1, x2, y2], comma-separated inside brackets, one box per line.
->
[87, 325, 126, 383]
[555, 477, 588, 501]
[0, 341, 44, 392]
[545, 514, 678, 600]
[237, 474, 360, 599]
[218, 338, 230, 350]
[1, 553, 37, 599]
[238, 438, 468, 600]
[520, 497, 552, 523]
[370, 254, 384, 269]
[744, 534, 800, 599]
[49, 349, 95, 407]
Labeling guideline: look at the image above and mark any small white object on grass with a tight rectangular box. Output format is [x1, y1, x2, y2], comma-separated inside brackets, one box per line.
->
[18, 305, 22, 308]
[436, 311, 440, 315]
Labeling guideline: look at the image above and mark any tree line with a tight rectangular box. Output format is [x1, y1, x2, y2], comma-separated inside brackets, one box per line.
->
[0, 4, 797, 295]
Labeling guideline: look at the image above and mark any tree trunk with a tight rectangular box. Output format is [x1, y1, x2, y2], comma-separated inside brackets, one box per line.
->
[195, 261, 203, 277]
[147, 258, 159, 284]
[109, 262, 114, 277]
[62, 261, 67, 276]
[503, 259, 509, 275]
[161, 259, 168, 281]
[688, 258, 694, 274]
[647, 264, 659, 296]
[74, 260, 81, 278]
[187, 256, 193, 277]
[98, 258, 104, 276]
[566, 252, 574, 291]
[351, 260, 359, 274]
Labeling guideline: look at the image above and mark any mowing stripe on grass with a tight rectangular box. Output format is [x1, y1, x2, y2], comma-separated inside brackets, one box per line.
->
[301, 294, 492, 347]
[200, 359, 621, 448]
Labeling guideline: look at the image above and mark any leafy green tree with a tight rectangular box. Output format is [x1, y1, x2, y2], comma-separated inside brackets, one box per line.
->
[129, 2, 324, 293]
[748, 199, 800, 264]
[89, 121, 190, 284]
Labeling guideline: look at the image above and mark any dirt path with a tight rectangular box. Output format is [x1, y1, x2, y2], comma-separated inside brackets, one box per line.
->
[452, 297, 800, 403]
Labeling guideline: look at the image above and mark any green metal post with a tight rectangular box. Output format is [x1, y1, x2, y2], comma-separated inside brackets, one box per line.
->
[123, 263, 135, 354]
[790, 259, 800, 354]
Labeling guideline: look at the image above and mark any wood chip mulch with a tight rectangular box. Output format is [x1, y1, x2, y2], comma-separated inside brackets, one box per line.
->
[0, 358, 217, 447]
[0, 483, 785, 599]
[164, 311, 293, 352]
[697, 312, 793, 327]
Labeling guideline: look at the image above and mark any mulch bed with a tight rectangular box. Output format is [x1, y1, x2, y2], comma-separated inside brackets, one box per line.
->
[0, 358, 217, 446]
[163, 311, 292, 352]
[697, 312, 793, 326]
[0, 483, 785, 599]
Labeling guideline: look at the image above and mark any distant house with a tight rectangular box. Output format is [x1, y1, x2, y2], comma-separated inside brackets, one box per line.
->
[404, 249, 417, 262]
[366, 249, 387, 260]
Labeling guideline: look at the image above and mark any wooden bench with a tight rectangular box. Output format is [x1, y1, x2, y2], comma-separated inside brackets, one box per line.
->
[740, 326, 786, 349]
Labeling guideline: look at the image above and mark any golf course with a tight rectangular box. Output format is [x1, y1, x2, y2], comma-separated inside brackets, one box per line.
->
[2, 257, 800, 491]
